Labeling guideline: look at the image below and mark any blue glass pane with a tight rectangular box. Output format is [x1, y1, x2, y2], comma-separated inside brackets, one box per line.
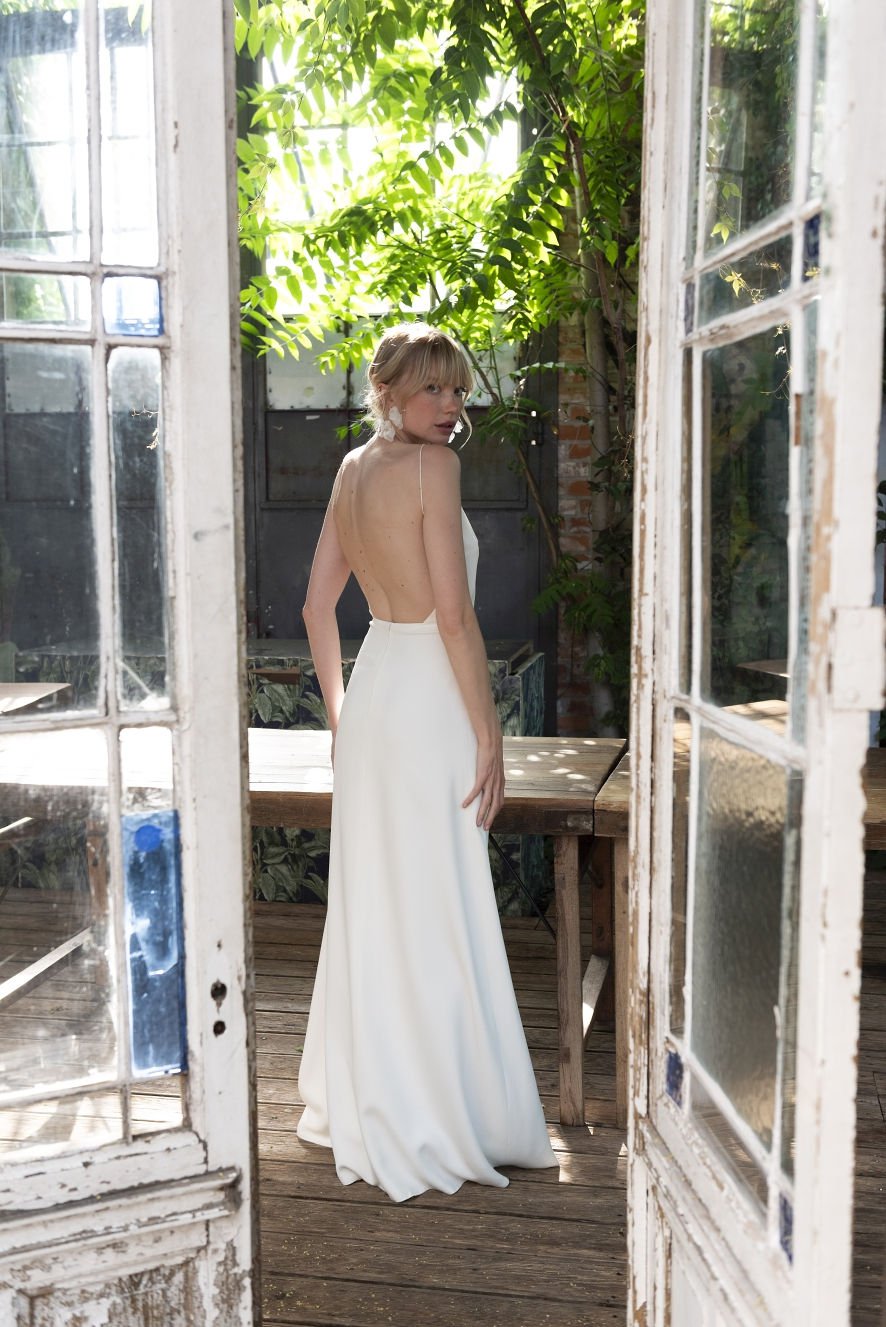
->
[779, 1193, 793, 1262]
[102, 275, 162, 336]
[123, 808, 186, 1077]
[803, 213, 821, 280]
[666, 1048, 684, 1106]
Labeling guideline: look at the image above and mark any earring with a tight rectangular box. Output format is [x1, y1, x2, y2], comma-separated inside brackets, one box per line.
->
[388, 405, 403, 429]
[378, 417, 395, 440]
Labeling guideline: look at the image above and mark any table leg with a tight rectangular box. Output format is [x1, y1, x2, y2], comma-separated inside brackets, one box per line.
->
[554, 834, 584, 1126]
[613, 836, 630, 1130]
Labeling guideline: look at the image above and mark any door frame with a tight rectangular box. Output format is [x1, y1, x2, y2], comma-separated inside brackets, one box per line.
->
[628, 0, 886, 1321]
[0, 3, 256, 1321]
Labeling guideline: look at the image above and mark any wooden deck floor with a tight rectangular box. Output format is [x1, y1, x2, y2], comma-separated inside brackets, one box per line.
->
[0, 870, 881, 1321]
[256, 868, 886, 1327]
[254, 898, 629, 1327]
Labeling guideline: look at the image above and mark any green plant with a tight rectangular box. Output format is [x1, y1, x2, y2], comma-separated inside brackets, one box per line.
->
[235, 0, 645, 728]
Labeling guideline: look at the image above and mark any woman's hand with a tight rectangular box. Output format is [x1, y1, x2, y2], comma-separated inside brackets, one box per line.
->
[463, 732, 505, 830]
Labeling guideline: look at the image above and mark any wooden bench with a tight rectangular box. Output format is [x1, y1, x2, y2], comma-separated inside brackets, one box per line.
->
[249, 728, 626, 1128]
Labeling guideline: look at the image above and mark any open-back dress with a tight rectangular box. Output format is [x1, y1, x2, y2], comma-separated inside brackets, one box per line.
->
[296, 458, 558, 1202]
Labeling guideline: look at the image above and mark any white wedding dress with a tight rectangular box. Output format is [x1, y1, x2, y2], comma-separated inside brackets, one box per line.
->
[297, 502, 558, 1202]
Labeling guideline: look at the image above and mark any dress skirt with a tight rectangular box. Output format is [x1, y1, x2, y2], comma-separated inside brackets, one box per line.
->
[296, 615, 558, 1202]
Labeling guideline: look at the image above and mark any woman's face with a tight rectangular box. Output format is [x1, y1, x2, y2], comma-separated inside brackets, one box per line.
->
[392, 381, 468, 446]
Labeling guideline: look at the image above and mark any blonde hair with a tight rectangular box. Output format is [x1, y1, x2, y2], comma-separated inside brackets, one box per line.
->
[364, 323, 474, 444]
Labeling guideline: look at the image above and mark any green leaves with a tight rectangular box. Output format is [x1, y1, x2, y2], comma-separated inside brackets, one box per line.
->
[234, 0, 643, 729]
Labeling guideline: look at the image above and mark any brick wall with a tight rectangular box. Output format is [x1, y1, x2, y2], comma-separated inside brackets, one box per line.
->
[554, 316, 595, 735]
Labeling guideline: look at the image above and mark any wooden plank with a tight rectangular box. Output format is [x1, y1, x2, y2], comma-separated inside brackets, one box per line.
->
[259, 1157, 626, 1210]
[259, 1194, 626, 1253]
[260, 1233, 627, 1305]
[864, 748, 886, 850]
[0, 927, 90, 1007]
[591, 836, 615, 1025]
[593, 750, 631, 839]
[613, 837, 630, 1130]
[262, 1271, 624, 1327]
[248, 730, 624, 835]
[554, 835, 583, 1126]
[0, 682, 71, 714]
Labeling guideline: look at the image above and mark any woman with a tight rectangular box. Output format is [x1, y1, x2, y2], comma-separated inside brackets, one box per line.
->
[296, 323, 558, 1202]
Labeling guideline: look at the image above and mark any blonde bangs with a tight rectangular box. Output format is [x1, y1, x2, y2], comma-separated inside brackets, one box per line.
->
[363, 323, 474, 444]
[393, 339, 474, 400]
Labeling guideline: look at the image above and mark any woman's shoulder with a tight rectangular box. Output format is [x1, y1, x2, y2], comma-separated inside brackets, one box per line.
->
[419, 443, 461, 479]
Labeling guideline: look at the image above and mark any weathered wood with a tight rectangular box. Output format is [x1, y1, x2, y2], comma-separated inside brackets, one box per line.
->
[252, 901, 629, 1326]
[248, 729, 623, 835]
[262, 1272, 624, 1327]
[593, 750, 631, 839]
[259, 1194, 626, 1252]
[864, 749, 886, 851]
[590, 836, 615, 1026]
[613, 836, 630, 1131]
[262, 1232, 627, 1304]
[554, 836, 583, 1126]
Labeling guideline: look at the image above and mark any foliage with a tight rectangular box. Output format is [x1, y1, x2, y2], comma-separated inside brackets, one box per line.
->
[235, 0, 645, 728]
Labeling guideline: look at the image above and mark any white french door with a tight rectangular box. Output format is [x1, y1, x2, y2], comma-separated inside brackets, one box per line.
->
[630, 0, 885, 1322]
[0, 3, 255, 1322]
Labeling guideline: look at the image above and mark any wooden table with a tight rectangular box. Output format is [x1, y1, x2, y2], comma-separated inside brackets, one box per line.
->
[250, 728, 626, 1127]
[0, 683, 71, 715]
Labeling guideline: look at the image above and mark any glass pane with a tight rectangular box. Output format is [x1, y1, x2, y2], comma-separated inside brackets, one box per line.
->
[697, 232, 792, 325]
[0, 727, 116, 1104]
[791, 301, 817, 743]
[121, 724, 173, 813]
[0, 342, 100, 712]
[0, 3, 89, 261]
[679, 352, 692, 692]
[123, 809, 185, 1078]
[703, 0, 799, 252]
[779, 773, 802, 1178]
[102, 276, 162, 337]
[809, 0, 826, 198]
[131, 1074, 184, 1136]
[0, 272, 90, 328]
[108, 347, 168, 708]
[690, 1073, 767, 1206]
[701, 327, 791, 729]
[670, 708, 691, 1035]
[690, 727, 795, 1149]
[100, 1, 158, 265]
[0, 1088, 123, 1158]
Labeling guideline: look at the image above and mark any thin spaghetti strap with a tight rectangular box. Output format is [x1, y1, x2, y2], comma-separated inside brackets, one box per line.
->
[418, 443, 425, 515]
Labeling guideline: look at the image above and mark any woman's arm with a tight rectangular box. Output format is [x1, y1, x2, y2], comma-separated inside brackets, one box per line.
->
[420, 445, 504, 830]
[302, 468, 352, 750]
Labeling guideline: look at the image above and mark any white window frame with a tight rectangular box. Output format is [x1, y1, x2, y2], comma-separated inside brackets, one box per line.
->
[0, 3, 255, 1320]
[628, 0, 886, 1321]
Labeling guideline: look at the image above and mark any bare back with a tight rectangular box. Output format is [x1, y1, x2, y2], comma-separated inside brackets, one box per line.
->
[333, 437, 441, 623]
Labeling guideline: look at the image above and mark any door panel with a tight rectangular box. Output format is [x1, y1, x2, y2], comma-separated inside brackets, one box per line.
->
[0, 1, 255, 1319]
[630, 0, 886, 1321]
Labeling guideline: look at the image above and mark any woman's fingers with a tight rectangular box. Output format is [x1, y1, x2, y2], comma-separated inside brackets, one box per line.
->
[464, 768, 504, 828]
